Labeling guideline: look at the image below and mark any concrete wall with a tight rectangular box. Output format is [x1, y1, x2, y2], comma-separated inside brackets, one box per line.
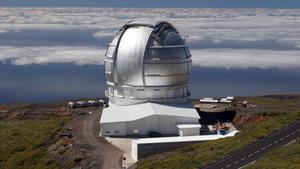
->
[178, 128, 200, 136]
[131, 141, 199, 161]
[159, 115, 199, 134]
[126, 115, 158, 135]
[125, 115, 180, 135]
[131, 131, 239, 161]
[125, 115, 199, 136]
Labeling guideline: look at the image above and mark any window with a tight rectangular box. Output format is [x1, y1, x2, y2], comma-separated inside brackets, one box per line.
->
[133, 129, 139, 134]
[105, 130, 110, 134]
[114, 130, 119, 134]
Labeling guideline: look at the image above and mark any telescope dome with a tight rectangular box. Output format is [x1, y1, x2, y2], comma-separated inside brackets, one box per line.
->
[104, 21, 192, 105]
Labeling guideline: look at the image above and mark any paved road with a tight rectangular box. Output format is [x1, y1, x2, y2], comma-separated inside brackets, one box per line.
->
[202, 121, 300, 169]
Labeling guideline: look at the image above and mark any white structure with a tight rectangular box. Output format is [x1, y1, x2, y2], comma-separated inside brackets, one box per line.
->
[203, 98, 214, 100]
[199, 98, 219, 103]
[220, 98, 232, 103]
[100, 102, 199, 136]
[100, 21, 200, 137]
[226, 96, 234, 100]
[177, 124, 201, 136]
[131, 131, 240, 161]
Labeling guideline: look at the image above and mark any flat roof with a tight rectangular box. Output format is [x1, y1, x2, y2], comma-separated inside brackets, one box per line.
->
[200, 99, 219, 103]
[133, 131, 239, 144]
[100, 102, 200, 123]
[176, 124, 201, 129]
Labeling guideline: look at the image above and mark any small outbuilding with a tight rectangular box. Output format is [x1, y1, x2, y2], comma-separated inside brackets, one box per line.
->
[177, 124, 201, 136]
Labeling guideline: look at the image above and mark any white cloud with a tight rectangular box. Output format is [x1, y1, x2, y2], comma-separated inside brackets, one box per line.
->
[93, 31, 115, 39]
[1, 46, 300, 70]
[0, 7, 300, 69]
[0, 46, 106, 65]
[0, 29, 7, 33]
[0, 8, 300, 48]
[192, 49, 300, 69]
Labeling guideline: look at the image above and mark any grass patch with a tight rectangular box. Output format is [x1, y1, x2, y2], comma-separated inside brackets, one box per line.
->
[0, 118, 68, 169]
[246, 139, 300, 169]
[245, 96, 300, 114]
[137, 96, 300, 169]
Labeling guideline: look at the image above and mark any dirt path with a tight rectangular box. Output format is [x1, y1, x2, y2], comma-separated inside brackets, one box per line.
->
[71, 109, 124, 169]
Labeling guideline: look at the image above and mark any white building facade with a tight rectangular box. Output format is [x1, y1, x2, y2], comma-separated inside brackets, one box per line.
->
[100, 102, 199, 136]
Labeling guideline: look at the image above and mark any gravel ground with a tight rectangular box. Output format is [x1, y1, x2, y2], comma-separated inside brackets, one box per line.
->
[71, 109, 124, 169]
[53, 108, 124, 169]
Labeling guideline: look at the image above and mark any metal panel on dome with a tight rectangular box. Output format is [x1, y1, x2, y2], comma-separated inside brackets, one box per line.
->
[114, 26, 153, 86]
[144, 74, 189, 86]
[105, 46, 115, 58]
[144, 63, 189, 76]
[110, 33, 121, 46]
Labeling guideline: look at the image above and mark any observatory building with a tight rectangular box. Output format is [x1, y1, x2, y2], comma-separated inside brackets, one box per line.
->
[100, 21, 200, 137]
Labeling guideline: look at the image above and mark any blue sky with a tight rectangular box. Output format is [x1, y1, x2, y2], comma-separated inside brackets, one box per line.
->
[1, 0, 300, 8]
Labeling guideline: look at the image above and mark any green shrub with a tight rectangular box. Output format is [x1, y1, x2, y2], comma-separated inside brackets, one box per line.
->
[246, 139, 300, 169]
[0, 118, 67, 169]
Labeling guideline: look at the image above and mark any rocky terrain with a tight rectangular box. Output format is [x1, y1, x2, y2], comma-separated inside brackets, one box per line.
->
[0, 100, 123, 169]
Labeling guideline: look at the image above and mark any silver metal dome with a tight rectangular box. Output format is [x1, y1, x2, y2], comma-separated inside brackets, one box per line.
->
[104, 21, 192, 105]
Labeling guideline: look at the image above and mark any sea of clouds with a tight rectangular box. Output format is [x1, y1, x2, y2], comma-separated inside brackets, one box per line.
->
[0, 7, 300, 69]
